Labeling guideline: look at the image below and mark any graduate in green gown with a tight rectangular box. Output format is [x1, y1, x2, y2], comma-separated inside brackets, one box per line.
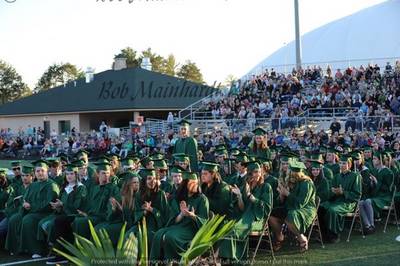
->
[325, 148, 340, 177]
[75, 150, 96, 180]
[0, 169, 11, 211]
[261, 160, 280, 212]
[219, 161, 273, 263]
[359, 151, 394, 234]
[72, 160, 120, 239]
[108, 153, 122, 185]
[75, 159, 96, 194]
[9, 161, 23, 194]
[150, 172, 209, 263]
[308, 160, 330, 203]
[47, 158, 65, 188]
[362, 146, 373, 170]
[38, 164, 87, 244]
[6, 160, 60, 257]
[269, 160, 316, 252]
[200, 161, 234, 218]
[247, 127, 271, 161]
[0, 166, 34, 239]
[225, 152, 248, 186]
[167, 166, 184, 202]
[319, 154, 362, 243]
[154, 159, 173, 196]
[306, 153, 334, 185]
[95, 173, 140, 246]
[125, 168, 169, 247]
[173, 119, 199, 172]
[118, 156, 140, 187]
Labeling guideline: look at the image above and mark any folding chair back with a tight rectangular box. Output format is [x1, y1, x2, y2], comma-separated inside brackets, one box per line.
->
[249, 211, 275, 264]
[383, 185, 399, 233]
[307, 196, 324, 248]
[345, 199, 365, 242]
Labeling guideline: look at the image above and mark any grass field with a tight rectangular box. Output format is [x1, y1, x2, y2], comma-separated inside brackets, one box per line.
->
[0, 159, 399, 265]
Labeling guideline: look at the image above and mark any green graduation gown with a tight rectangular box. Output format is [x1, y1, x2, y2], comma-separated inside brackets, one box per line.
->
[285, 179, 316, 234]
[320, 171, 362, 234]
[173, 136, 199, 172]
[150, 193, 209, 262]
[0, 185, 11, 210]
[125, 190, 169, 247]
[37, 183, 87, 243]
[265, 174, 279, 210]
[72, 182, 120, 239]
[201, 180, 234, 219]
[325, 163, 340, 177]
[218, 182, 273, 262]
[312, 175, 330, 203]
[6, 179, 60, 255]
[95, 198, 137, 246]
[369, 167, 394, 215]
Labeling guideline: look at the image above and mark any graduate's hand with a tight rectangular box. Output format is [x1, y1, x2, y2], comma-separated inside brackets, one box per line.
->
[23, 201, 31, 210]
[337, 185, 343, 195]
[183, 206, 196, 218]
[142, 201, 153, 213]
[231, 185, 242, 198]
[77, 209, 88, 217]
[245, 182, 251, 197]
[279, 185, 289, 197]
[370, 174, 378, 184]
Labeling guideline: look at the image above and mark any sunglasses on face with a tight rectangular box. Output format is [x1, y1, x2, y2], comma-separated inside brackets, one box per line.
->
[12, 168, 20, 171]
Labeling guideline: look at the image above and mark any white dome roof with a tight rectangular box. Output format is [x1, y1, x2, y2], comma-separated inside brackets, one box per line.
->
[246, 0, 400, 76]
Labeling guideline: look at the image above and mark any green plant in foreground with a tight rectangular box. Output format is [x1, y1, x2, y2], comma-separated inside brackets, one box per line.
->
[53, 220, 140, 266]
[180, 214, 236, 266]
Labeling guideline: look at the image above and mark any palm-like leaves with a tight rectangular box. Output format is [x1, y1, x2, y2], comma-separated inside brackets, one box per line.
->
[53, 220, 138, 266]
[180, 214, 236, 266]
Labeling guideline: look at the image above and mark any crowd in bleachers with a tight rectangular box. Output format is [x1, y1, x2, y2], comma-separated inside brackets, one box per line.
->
[198, 61, 400, 131]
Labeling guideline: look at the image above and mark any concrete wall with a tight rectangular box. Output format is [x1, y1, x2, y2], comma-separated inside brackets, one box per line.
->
[0, 113, 80, 134]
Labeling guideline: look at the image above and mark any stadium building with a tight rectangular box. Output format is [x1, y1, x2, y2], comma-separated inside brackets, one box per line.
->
[0, 60, 216, 135]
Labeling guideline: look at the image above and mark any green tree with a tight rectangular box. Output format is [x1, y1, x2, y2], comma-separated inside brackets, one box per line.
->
[115, 47, 140, 68]
[139, 48, 165, 73]
[35, 63, 84, 91]
[177, 60, 204, 83]
[0, 60, 30, 105]
[224, 74, 237, 87]
[163, 54, 179, 76]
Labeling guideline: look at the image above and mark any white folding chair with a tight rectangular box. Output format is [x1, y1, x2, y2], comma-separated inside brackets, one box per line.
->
[307, 197, 325, 248]
[382, 186, 400, 233]
[346, 200, 365, 242]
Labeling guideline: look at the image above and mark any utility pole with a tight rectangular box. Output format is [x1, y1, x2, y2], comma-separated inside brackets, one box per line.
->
[294, 0, 302, 70]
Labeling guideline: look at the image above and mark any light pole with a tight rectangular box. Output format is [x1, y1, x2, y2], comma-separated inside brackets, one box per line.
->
[294, 0, 302, 70]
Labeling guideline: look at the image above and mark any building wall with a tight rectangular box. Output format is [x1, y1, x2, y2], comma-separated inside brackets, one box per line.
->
[0, 113, 80, 134]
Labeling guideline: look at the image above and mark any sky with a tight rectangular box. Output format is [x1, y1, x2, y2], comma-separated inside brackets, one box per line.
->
[0, 0, 387, 88]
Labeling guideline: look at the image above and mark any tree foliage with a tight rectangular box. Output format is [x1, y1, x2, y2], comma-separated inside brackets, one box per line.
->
[177, 60, 204, 83]
[0, 60, 30, 105]
[35, 63, 84, 92]
[114, 47, 204, 83]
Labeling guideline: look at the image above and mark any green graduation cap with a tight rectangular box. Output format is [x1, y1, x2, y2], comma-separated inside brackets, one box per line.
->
[140, 168, 156, 178]
[107, 153, 121, 160]
[95, 161, 112, 171]
[327, 147, 338, 155]
[177, 119, 192, 127]
[200, 161, 220, 172]
[252, 127, 267, 136]
[121, 157, 134, 166]
[363, 145, 373, 152]
[170, 165, 185, 174]
[229, 148, 241, 157]
[46, 157, 61, 167]
[308, 153, 323, 162]
[289, 159, 307, 172]
[32, 159, 49, 168]
[182, 171, 198, 180]
[150, 152, 165, 160]
[235, 152, 249, 163]
[153, 159, 168, 170]
[11, 161, 21, 168]
[120, 171, 140, 181]
[215, 146, 228, 156]
[372, 150, 383, 160]
[76, 149, 89, 158]
[140, 156, 154, 167]
[0, 168, 7, 175]
[21, 165, 34, 175]
[309, 160, 323, 169]
[174, 154, 190, 163]
[244, 161, 261, 172]
[351, 151, 362, 161]
[339, 154, 352, 163]
[72, 159, 86, 168]
[65, 163, 78, 172]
